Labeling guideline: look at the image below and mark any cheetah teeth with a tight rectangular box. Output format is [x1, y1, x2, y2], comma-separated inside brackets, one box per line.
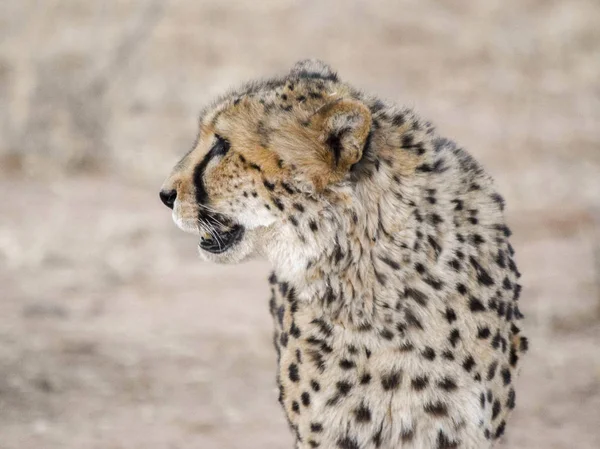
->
[201, 232, 212, 240]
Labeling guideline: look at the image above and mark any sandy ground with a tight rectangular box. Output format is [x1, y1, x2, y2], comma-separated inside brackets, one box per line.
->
[1, 1, 600, 448]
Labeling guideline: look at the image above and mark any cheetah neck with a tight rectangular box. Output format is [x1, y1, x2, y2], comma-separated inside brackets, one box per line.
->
[268, 125, 434, 327]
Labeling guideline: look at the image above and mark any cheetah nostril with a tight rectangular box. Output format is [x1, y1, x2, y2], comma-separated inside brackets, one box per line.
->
[159, 189, 177, 209]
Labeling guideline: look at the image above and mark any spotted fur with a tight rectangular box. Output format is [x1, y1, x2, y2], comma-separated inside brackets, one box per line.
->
[161, 60, 527, 449]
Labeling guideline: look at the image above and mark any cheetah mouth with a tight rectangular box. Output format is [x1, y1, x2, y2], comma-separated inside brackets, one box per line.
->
[198, 214, 245, 254]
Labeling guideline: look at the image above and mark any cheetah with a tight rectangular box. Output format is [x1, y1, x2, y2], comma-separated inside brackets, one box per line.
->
[160, 60, 527, 449]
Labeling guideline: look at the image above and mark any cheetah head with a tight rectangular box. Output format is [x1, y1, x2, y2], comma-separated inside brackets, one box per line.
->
[160, 60, 372, 265]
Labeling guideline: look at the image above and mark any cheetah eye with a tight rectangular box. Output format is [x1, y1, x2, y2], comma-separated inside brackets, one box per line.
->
[210, 134, 231, 157]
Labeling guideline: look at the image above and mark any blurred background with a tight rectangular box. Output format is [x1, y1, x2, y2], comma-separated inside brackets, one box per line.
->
[1, 1, 599, 448]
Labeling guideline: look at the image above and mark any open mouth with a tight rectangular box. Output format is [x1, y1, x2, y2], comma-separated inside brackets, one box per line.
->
[199, 221, 245, 254]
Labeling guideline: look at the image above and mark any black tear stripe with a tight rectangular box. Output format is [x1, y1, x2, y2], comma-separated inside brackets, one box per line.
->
[193, 137, 231, 206]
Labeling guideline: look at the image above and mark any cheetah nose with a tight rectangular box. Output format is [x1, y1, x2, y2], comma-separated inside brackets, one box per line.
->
[159, 189, 177, 209]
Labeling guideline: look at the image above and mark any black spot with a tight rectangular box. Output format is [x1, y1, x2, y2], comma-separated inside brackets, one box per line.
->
[289, 216, 299, 226]
[360, 373, 372, 385]
[441, 350, 454, 361]
[280, 332, 288, 347]
[309, 220, 318, 232]
[337, 437, 359, 449]
[354, 404, 372, 423]
[309, 441, 320, 448]
[477, 327, 491, 339]
[336, 381, 352, 395]
[301, 391, 311, 406]
[445, 308, 457, 323]
[470, 234, 485, 246]
[456, 283, 468, 295]
[372, 425, 384, 447]
[379, 256, 400, 270]
[339, 359, 356, 370]
[438, 377, 457, 391]
[492, 399, 501, 420]
[416, 163, 432, 172]
[311, 422, 323, 433]
[469, 256, 494, 286]
[427, 235, 442, 258]
[401, 134, 414, 148]
[311, 318, 333, 337]
[268, 272, 277, 284]
[422, 347, 436, 361]
[432, 158, 447, 173]
[381, 371, 402, 391]
[494, 420, 506, 439]
[469, 296, 486, 312]
[424, 401, 448, 416]
[401, 427, 414, 442]
[411, 375, 429, 391]
[290, 322, 301, 338]
[310, 380, 320, 392]
[487, 361, 498, 381]
[437, 430, 459, 449]
[448, 259, 461, 270]
[501, 368, 512, 385]
[288, 363, 300, 382]
[448, 329, 461, 347]
[276, 305, 285, 325]
[428, 213, 444, 226]
[263, 179, 275, 191]
[491, 193, 505, 210]
[520, 337, 529, 352]
[415, 263, 426, 274]
[380, 328, 394, 340]
[514, 284, 523, 301]
[492, 331, 502, 350]
[291, 400, 300, 413]
[293, 203, 305, 212]
[506, 388, 516, 409]
[273, 197, 285, 211]
[249, 163, 262, 172]
[496, 250, 507, 268]
[392, 113, 406, 126]
[462, 355, 476, 372]
[495, 224, 512, 237]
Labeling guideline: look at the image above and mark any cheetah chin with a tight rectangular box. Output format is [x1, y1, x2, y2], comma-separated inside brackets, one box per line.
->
[160, 60, 528, 449]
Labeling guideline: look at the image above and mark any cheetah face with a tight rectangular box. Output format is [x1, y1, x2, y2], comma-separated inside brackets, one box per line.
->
[160, 61, 372, 264]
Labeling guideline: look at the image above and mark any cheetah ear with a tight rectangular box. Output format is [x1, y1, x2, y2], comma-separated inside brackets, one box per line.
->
[290, 59, 338, 81]
[312, 99, 372, 175]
